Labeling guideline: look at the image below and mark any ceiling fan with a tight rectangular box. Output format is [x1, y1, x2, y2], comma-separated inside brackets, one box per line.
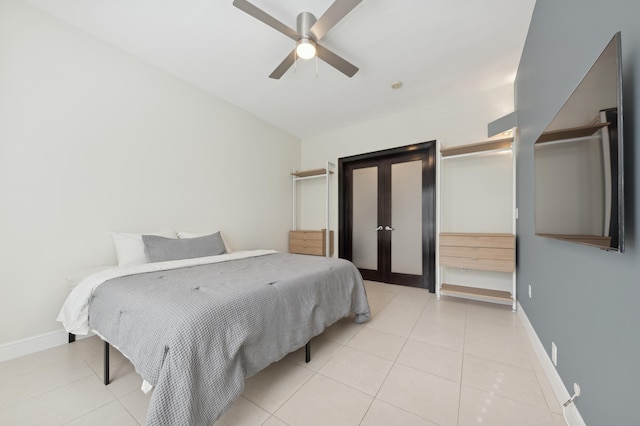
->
[232, 0, 363, 79]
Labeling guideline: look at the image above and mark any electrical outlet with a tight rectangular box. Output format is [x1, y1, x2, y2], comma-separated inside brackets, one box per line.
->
[528, 284, 532, 298]
[551, 342, 558, 366]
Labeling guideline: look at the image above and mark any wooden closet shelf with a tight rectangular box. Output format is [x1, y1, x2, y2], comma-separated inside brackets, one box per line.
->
[535, 122, 609, 144]
[437, 129, 517, 310]
[440, 283, 513, 304]
[536, 233, 612, 248]
[440, 136, 513, 157]
[291, 168, 334, 178]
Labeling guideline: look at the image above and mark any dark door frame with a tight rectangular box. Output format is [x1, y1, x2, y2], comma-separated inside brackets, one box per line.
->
[338, 141, 436, 292]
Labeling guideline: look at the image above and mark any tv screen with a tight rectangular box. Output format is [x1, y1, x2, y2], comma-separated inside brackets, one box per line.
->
[534, 32, 624, 252]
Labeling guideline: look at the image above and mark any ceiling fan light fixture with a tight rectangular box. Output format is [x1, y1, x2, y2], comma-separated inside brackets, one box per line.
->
[296, 38, 316, 60]
[233, 0, 361, 78]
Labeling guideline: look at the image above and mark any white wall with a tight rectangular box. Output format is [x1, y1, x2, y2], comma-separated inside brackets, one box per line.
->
[299, 85, 515, 292]
[440, 151, 514, 234]
[0, 0, 300, 346]
[299, 84, 515, 243]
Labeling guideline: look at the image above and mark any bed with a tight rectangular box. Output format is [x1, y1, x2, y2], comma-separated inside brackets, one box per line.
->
[58, 248, 370, 425]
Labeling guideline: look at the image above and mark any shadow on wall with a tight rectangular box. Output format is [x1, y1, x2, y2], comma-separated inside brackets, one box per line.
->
[622, 47, 636, 246]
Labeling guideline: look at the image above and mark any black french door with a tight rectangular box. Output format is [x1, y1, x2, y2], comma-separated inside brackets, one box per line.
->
[339, 142, 436, 291]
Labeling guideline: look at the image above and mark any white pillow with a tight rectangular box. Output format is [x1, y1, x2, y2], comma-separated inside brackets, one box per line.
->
[178, 231, 232, 253]
[111, 230, 177, 267]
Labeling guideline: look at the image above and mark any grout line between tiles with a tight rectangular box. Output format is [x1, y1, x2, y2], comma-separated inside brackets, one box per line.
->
[263, 359, 323, 417]
[60, 398, 123, 426]
[117, 388, 147, 425]
[0, 360, 97, 413]
[355, 290, 435, 425]
[455, 298, 469, 425]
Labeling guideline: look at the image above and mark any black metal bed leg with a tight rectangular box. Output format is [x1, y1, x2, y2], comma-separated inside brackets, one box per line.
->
[305, 341, 311, 363]
[68, 333, 76, 343]
[104, 341, 110, 386]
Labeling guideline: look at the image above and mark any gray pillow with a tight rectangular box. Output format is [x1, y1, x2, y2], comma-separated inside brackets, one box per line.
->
[142, 232, 227, 263]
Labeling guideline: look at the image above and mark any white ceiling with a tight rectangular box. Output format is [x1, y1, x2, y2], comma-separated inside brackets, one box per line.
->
[23, 0, 536, 138]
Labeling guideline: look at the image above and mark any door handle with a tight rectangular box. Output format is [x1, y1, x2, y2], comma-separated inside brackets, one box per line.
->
[375, 226, 383, 231]
[385, 226, 394, 231]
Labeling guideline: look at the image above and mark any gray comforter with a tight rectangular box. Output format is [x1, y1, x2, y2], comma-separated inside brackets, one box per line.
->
[88, 253, 370, 425]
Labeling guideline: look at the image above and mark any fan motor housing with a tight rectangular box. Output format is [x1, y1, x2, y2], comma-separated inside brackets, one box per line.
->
[297, 12, 317, 40]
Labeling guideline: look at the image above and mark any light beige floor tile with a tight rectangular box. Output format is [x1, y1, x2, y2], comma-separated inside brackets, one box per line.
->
[551, 412, 567, 426]
[106, 360, 145, 399]
[284, 337, 342, 371]
[458, 385, 555, 426]
[274, 374, 372, 426]
[215, 396, 270, 426]
[367, 302, 422, 337]
[318, 346, 393, 396]
[376, 364, 459, 425]
[427, 296, 469, 316]
[416, 306, 467, 330]
[462, 354, 547, 409]
[465, 300, 519, 325]
[118, 388, 151, 425]
[464, 317, 527, 343]
[364, 280, 377, 289]
[367, 295, 392, 317]
[0, 375, 115, 426]
[391, 286, 432, 308]
[0, 343, 83, 381]
[65, 400, 138, 426]
[410, 321, 465, 352]
[262, 416, 289, 426]
[347, 327, 406, 361]
[318, 317, 365, 345]
[397, 339, 463, 382]
[535, 370, 563, 414]
[82, 344, 130, 380]
[528, 345, 548, 374]
[365, 281, 403, 297]
[243, 359, 314, 413]
[463, 325, 532, 367]
[360, 399, 438, 426]
[0, 353, 95, 410]
[71, 335, 106, 355]
[464, 332, 532, 369]
[365, 282, 400, 307]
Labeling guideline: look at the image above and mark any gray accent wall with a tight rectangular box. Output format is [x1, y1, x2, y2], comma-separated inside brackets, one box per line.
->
[515, 1, 640, 425]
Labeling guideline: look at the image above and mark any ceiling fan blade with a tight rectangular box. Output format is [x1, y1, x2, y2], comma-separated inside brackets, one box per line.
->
[269, 49, 296, 79]
[316, 44, 359, 77]
[233, 0, 299, 41]
[309, 0, 363, 41]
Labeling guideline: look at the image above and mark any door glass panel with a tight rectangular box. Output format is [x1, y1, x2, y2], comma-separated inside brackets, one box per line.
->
[352, 167, 378, 270]
[391, 160, 423, 275]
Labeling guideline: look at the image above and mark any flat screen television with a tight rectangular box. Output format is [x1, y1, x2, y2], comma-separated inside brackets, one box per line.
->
[534, 32, 624, 252]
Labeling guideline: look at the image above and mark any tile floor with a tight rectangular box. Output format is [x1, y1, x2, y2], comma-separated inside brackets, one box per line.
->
[0, 281, 566, 425]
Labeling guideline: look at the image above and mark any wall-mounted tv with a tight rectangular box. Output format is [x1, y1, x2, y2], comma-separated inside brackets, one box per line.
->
[534, 32, 624, 252]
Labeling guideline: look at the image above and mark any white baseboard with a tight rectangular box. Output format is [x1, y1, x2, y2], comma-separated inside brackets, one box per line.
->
[0, 329, 69, 362]
[517, 302, 586, 426]
[0, 329, 94, 363]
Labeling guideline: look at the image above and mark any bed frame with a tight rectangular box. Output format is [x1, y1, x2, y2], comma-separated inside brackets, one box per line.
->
[69, 332, 311, 386]
[100, 340, 312, 385]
